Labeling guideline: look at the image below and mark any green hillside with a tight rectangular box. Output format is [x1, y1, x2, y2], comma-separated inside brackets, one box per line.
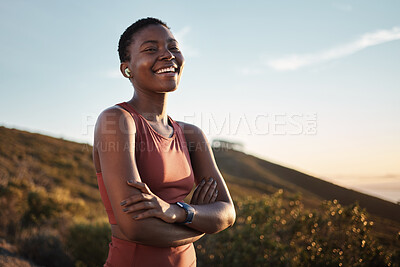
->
[0, 126, 398, 266]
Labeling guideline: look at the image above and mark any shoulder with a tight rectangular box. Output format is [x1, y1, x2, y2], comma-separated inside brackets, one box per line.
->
[97, 105, 132, 122]
[176, 121, 209, 153]
[94, 105, 136, 140]
[176, 121, 205, 141]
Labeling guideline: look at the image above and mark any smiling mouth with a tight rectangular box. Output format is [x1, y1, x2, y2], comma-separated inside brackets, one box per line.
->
[155, 66, 178, 75]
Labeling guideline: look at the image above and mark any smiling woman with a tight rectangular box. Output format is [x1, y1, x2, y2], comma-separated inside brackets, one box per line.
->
[118, 20, 184, 95]
[92, 17, 235, 267]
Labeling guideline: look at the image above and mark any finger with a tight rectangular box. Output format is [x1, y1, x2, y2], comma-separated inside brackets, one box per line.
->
[198, 178, 214, 203]
[191, 179, 205, 204]
[204, 180, 218, 203]
[133, 209, 158, 220]
[121, 193, 151, 207]
[123, 201, 155, 213]
[142, 183, 152, 194]
[127, 180, 151, 194]
[210, 189, 218, 203]
[126, 180, 147, 192]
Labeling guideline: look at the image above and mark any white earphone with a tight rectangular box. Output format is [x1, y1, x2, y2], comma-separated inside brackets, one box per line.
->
[125, 68, 131, 77]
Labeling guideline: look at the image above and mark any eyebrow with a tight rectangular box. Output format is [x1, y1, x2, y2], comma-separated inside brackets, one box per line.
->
[140, 38, 178, 47]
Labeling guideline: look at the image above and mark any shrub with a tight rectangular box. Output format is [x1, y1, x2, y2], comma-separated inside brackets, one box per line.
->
[22, 190, 61, 226]
[18, 229, 73, 267]
[195, 192, 398, 267]
[0, 179, 29, 238]
[66, 222, 111, 267]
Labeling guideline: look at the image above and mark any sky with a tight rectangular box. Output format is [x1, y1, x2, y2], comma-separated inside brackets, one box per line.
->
[1, 1, 399, 202]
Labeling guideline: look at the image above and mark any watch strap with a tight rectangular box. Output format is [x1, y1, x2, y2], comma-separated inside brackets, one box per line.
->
[176, 202, 194, 224]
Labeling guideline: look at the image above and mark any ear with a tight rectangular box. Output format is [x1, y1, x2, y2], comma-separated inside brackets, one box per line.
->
[120, 63, 131, 78]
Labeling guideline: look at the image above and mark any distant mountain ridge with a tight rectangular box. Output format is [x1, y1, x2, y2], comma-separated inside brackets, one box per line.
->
[213, 148, 400, 223]
[0, 125, 398, 224]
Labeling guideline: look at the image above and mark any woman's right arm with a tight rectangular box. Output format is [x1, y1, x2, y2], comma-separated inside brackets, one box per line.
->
[94, 106, 203, 247]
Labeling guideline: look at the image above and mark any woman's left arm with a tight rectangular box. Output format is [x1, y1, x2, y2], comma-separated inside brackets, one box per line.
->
[178, 122, 236, 234]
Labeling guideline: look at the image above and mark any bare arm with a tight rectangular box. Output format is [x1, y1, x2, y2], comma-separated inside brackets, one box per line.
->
[94, 106, 203, 247]
[178, 122, 236, 234]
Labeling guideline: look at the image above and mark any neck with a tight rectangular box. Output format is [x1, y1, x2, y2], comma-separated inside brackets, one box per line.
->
[127, 89, 169, 124]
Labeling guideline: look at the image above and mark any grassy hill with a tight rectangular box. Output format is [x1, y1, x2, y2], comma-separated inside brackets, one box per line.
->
[2, 125, 398, 222]
[213, 148, 400, 248]
[213, 148, 400, 221]
[0, 126, 398, 266]
[0, 126, 100, 205]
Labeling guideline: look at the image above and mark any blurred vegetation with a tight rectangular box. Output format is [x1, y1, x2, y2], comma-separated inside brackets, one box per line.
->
[0, 126, 399, 266]
[196, 191, 399, 267]
[18, 229, 72, 267]
[0, 127, 106, 266]
[66, 222, 110, 267]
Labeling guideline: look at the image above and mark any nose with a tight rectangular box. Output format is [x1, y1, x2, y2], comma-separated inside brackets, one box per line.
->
[159, 48, 175, 61]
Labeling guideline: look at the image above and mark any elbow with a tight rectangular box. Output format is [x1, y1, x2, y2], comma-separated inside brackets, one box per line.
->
[124, 228, 153, 245]
[228, 205, 236, 227]
[121, 226, 141, 243]
[127, 232, 149, 244]
[120, 220, 168, 245]
[224, 202, 236, 229]
[117, 221, 147, 243]
[225, 204, 236, 229]
[207, 205, 236, 234]
[125, 232, 139, 242]
[126, 227, 155, 244]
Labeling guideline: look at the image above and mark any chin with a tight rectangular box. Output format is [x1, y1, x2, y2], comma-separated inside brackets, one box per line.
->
[156, 81, 180, 93]
[158, 86, 178, 93]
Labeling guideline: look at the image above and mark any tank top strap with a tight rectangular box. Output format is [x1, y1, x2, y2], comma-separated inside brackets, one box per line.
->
[117, 102, 139, 120]
[117, 102, 179, 142]
[117, 101, 148, 131]
[116, 102, 144, 144]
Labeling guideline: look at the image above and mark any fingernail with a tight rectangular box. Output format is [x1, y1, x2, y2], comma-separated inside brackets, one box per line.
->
[213, 181, 217, 185]
[209, 178, 214, 182]
[120, 200, 127, 206]
[133, 215, 138, 219]
[127, 180, 134, 184]
[200, 180, 205, 184]
[123, 208, 128, 212]
[215, 189, 219, 194]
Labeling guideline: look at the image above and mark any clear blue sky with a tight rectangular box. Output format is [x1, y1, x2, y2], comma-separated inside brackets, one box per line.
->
[1, 1, 399, 196]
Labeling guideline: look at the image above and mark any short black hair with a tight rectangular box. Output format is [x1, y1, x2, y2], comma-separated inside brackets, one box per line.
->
[118, 17, 169, 63]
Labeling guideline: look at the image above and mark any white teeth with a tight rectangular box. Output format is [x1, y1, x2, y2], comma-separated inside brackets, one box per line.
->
[156, 66, 176, 74]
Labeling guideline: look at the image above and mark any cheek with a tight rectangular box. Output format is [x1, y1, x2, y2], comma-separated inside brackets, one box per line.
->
[133, 59, 153, 74]
[177, 54, 185, 67]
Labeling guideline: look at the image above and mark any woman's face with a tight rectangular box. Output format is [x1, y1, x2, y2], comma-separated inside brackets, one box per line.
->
[123, 24, 185, 93]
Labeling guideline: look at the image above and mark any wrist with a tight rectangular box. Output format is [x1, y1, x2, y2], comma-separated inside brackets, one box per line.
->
[172, 203, 187, 223]
[175, 202, 195, 224]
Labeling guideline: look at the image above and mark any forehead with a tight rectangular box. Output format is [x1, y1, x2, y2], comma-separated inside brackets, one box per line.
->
[132, 24, 176, 46]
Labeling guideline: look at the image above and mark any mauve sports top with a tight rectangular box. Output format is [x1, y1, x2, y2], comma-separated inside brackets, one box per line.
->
[96, 102, 196, 267]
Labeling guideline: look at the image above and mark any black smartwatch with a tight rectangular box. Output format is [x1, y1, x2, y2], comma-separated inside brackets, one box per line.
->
[176, 202, 195, 224]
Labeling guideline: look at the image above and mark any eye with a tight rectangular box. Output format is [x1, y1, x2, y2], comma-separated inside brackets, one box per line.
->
[169, 46, 180, 52]
[144, 47, 157, 52]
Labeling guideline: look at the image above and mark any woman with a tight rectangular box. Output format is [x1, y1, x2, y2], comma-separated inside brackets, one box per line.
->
[93, 17, 235, 267]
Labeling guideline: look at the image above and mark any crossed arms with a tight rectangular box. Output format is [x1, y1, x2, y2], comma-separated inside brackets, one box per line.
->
[93, 106, 235, 247]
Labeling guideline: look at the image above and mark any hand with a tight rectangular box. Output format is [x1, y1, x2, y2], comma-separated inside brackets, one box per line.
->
[120, 180, 185, 224]
[190, 177, 218, 205]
